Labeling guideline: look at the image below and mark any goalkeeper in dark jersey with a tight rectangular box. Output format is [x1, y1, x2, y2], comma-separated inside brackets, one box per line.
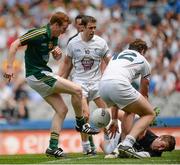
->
[101, 111, 175, 158]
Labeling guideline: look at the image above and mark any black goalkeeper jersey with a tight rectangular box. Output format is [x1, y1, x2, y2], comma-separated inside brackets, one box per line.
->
[134, 129, 162, 157]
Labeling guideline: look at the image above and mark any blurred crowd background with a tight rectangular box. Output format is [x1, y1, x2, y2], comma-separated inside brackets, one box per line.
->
[0, 0, 180, 124]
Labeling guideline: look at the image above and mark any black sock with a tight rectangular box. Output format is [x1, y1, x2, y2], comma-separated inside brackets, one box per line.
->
[89, 135, 95, 149]
[76, 116, 86, 127]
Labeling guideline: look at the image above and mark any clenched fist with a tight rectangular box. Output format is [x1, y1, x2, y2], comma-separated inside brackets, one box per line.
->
[51, 46, 63, 61]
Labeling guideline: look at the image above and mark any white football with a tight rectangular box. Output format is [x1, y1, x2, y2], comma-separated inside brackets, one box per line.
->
[91, 108, 111, 128]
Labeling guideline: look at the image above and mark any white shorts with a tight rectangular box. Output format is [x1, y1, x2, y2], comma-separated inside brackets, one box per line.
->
[72, 79, 100, 101]
[26, 71, 58, 98]
[99, 80, 140, 109]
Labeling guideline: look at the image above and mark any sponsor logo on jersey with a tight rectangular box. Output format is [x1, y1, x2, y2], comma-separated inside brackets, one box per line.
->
[74, 49, 81, 53]
[81, 57, 94, 71]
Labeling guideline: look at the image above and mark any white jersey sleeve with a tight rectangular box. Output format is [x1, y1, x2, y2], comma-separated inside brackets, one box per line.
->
[141, 58, 151, 80]
[101, 41, 110, 57]
[66, 42, 73, 57]
[101, 49, 151, 83]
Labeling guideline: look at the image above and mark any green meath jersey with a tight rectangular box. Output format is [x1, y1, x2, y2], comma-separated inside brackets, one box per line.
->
[20, 24, 58, 78]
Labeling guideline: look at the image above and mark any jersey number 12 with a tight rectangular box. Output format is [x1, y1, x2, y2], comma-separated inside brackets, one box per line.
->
[112, 52, 137, 62]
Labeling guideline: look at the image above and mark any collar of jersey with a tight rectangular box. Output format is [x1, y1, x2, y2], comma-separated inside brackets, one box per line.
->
[46, 24, 51, 39]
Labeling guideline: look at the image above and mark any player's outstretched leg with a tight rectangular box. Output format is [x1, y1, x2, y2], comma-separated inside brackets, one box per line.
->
[46, 148, 66, 158]
[76, 123, 100, 134]
[75, 117, 100, 135]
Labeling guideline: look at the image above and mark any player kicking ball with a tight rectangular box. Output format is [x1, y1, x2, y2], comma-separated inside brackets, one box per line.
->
[3, 12, 99, 158]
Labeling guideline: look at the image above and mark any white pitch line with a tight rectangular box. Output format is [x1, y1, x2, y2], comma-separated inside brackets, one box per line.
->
[41, 155, 100, 164]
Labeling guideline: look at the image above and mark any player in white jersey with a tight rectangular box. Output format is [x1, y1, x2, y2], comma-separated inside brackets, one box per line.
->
[59, 15, 111, 155]
[99, 39, 156, 158]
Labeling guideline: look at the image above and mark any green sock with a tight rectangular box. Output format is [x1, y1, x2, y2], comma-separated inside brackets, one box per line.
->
[49, 132, 59, 150]
[76, 116, 86, 127]
[89, 135, 95, 150]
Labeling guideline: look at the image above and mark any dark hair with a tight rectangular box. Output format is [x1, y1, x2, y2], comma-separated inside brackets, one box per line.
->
[50, 12, 71, 26]
[160, 135, 176, 151]
[75, 15, 84, 22]
[129, 39, 148, 54]
[81, 15, 96, 27]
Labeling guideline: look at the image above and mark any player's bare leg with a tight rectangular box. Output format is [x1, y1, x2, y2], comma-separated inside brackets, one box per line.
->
[44, 93, 67, 158]
[118, 95, 155, 158]
[53, 77, 99, 134]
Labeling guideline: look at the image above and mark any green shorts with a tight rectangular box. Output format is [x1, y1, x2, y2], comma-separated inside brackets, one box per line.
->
[26, 71, 58, 98]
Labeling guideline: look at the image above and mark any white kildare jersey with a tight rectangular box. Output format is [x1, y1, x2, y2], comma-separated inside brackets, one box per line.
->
[67, 33, 110, 81]
[101, 49, 151, 83]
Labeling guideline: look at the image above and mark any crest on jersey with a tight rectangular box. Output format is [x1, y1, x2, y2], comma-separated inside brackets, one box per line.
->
[48, 41, 53, 49]
[81, 57, 94, 71]
[85, 49, 90, 54]
[95, 48, 101, 54]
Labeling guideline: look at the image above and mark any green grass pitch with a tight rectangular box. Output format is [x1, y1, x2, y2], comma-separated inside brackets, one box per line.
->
[0, 150, 180, 164]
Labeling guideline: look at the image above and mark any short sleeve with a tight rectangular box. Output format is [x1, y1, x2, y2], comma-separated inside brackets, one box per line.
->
[142, 59, 151, 80]
[66, 43, 73, 57]
[101, 40, 110, 58]
[19, 28, 46, 46]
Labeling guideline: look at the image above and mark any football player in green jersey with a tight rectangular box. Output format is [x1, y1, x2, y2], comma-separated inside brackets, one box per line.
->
[3, 11, 99, 158]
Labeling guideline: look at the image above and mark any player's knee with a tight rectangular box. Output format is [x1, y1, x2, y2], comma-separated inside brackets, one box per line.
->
[149, 109, 156, 121]
[84, 113, 90, 121]
[152, 110, 156, 120]
[74, 85, 82, 98]
[63, 106, 68, 114]
[56, 104, 68, 116]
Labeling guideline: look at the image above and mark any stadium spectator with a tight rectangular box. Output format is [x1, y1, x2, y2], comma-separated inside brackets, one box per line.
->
[175, 72, 180, 92]
[149, 6, 162, 27]
[14, 80, 29, 119]
[67, 14, 84, 44]
[154, 68, 176, 97]
[59, 15, 111, 155]
[1, 100, 17, 123]
[1, 78, 30, 122]
[3, 11, 99, 158]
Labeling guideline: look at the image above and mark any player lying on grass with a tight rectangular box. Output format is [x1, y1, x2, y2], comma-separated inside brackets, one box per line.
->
[100, 112, 176, 158]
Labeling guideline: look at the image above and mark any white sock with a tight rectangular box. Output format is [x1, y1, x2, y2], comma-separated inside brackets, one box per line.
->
[82, 141, 91, 152]
[121, 135, 136, 147]
[104, 132, 110, 140]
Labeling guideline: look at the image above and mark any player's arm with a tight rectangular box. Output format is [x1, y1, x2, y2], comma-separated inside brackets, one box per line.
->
[51, 46, 63, 61]
[140, 76, 150, 99]
[58, 55, 73, 79]
[140, 60, 151, 99]
[108, 106, 119, 139]
[3, 39, 22, 82]
[121, 112, 135, 140]
[103, 54, 111, 65]
[101, 54, 111, 74]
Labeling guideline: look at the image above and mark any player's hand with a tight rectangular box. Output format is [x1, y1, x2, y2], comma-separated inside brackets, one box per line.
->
[51, 46, 62, 61]
[107, 119, 119, 139]
[3, 66, 14, 82]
